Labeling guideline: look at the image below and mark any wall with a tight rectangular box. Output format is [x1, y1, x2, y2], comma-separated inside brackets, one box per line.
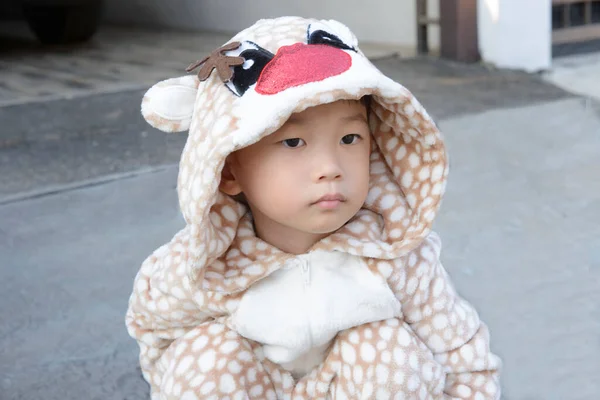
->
[102, 0, 432, 50]
[478, 0, 551, 72]
[427, 0, 441, 53]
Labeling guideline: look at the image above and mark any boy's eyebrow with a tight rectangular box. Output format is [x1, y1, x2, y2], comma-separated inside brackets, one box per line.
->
[285, 114, 305, 124]
[286, 112, 367, 125]
[340, 112, 368, 123]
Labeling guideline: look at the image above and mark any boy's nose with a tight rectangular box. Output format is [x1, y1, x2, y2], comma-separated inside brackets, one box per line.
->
[315, 159, 343, 182]
[256, 43, 352, 95]
[318, 170, 342, 181]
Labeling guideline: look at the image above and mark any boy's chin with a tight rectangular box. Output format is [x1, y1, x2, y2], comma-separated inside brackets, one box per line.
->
[302, 218, 352, 235]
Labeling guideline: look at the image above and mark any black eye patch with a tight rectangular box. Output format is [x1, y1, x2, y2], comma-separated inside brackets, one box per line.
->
[227, 46, 274, 96]
[308, 29, 356, 52]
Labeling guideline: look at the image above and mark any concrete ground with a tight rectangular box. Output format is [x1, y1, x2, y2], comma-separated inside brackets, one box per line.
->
[1, 23, 599, 400]
[543, 51, 600, 102]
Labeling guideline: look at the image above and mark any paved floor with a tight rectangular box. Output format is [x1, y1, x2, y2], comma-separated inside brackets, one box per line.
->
[435, 98, 600, 400]
[0, 21, 403, 108]
[1, 23, 599, 400]
[0, 54, 571, 200]
[2, 98, 599, 400]
[0, 22, 231, 107]
[543, 51, 600, 101]
[0, 168, 182, 400]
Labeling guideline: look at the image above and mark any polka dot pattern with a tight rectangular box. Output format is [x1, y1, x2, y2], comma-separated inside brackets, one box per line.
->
[128, 16, 501, 399]
[127, 229, 501, 399]
[138, 319, 499, 399]
[153, 321, 294, 399]
[292, 319, 446, 399]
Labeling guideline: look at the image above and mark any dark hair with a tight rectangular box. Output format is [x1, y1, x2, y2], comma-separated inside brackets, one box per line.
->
[361, 95, 371, 108]
[360, 95, 372, 119]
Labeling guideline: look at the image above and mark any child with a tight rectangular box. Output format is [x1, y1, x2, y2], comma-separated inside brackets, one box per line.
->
[126, 16, 502, 399]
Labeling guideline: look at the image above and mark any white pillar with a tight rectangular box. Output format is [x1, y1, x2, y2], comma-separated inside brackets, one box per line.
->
[478, 0, 552, 72]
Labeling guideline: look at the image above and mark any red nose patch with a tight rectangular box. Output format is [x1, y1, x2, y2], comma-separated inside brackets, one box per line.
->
[256, 43, 352, 95]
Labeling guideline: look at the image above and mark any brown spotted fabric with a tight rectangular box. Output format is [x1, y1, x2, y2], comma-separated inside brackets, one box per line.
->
[126, 16, 502, 399]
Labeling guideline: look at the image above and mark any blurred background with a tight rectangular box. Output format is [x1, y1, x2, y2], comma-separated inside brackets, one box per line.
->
[1, 1, 598, 399]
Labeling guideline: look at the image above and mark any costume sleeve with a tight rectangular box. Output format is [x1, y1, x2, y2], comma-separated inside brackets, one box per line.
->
[389, 232, 502, 399]
[125, 227, 212, 392]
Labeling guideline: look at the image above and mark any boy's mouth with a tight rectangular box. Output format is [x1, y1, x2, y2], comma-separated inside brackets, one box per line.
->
[312, 193, 347, 209]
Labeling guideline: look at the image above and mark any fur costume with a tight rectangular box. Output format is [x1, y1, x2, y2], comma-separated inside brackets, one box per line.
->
[126, 16, 502, 399]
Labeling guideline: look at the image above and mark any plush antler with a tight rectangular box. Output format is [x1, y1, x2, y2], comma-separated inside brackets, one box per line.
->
[186, 41, 245, 82]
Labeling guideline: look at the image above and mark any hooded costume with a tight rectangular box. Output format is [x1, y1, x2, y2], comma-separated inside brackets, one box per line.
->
[126, 16, 502, 399]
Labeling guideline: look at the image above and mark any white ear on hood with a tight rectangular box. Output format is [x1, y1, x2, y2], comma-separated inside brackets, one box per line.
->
[141, 75, 199, 133]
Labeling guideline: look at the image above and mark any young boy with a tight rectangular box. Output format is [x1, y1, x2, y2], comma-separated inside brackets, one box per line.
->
[126, 16, 501, 399]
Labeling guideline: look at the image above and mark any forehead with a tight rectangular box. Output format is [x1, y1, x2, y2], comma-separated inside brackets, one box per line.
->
[285, 100, 366, 124]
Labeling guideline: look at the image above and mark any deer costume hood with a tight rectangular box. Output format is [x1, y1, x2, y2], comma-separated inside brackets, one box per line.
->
[141, 17, 447, 288]
[127, 16, 501, 400]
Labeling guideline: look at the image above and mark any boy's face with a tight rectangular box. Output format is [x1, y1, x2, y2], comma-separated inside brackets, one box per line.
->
[221, 100, 371, 251]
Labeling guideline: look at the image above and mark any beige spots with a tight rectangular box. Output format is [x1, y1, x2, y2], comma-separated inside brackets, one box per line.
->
[307, 319, 447, 398]
[219, 373, 236, 393]
[360, 342, 376, 362]
[198, 349, 216, 372]
[408, 152, 421, 168]
[341, 342, 357, 364]
[200, 380, 215, 395]
[180, 390, 198, 400]
[401, 170, 413, 187]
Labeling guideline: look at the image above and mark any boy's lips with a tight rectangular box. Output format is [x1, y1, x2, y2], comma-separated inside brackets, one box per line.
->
[312, 193, 347, 209]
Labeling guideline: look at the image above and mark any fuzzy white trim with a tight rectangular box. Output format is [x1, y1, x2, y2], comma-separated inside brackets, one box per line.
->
[228, 50, 408, 150]
[230, 250, 400, 369]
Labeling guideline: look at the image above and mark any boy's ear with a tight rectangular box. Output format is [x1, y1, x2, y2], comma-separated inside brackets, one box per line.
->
[219, 156, 243, 196]
[141, 75, 199, 133]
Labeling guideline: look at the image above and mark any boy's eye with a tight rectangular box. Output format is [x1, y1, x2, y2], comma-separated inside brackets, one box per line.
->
[341, 134, 361, 145]
[282, 138, 305, 148]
